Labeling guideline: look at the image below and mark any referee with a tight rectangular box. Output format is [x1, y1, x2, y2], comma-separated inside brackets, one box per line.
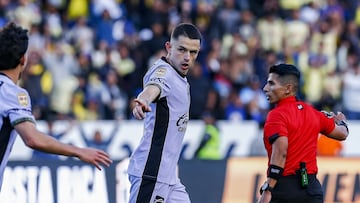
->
[258, 64, 349, 203]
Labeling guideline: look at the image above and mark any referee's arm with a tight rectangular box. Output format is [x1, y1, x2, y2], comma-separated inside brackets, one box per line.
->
[257, 136, 287, 203]
[268, 136, 288, 188]
[326, 112, 349, 141]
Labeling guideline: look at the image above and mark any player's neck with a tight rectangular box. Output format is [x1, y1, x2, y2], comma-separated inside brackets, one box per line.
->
[0, 68, 20, 84]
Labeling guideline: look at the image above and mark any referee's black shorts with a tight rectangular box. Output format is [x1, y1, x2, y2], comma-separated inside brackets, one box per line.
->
[271, 174, 323, 203]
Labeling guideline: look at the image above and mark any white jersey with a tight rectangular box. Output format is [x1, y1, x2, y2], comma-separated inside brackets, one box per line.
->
[127, 57, 190, 185]
[0, 74, 35, 190]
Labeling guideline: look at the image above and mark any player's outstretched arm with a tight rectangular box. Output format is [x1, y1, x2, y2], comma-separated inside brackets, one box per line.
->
[15, 121, 112, 170]
[132, 84, 161, 120]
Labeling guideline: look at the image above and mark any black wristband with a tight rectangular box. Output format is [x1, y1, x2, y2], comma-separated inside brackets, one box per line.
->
[267, 164, 284, 180]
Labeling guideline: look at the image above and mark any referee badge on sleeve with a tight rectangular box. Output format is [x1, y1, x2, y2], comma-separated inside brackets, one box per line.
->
[17, 92, 29, 106]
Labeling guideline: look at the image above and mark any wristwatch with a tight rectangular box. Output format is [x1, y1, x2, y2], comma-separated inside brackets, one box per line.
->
[260, 182, 274, 195]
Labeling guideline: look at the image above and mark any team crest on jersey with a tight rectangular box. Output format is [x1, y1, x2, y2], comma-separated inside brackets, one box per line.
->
[17, 92, 28, 106]
[155, 67, 167, 76]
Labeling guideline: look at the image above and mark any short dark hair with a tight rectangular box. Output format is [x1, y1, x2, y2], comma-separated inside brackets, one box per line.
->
[0, 22, 28, 70]
[171, 23, 202, 43]
[269, 63, 300, 91]
[269, 63, 300, 80]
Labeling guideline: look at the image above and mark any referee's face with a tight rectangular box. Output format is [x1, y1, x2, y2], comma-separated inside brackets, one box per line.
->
[263, 73, 289, 104]
[166, 36, 200, 76]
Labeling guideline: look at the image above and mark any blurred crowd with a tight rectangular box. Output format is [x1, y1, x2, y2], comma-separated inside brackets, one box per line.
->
[2, 0, 360, 123]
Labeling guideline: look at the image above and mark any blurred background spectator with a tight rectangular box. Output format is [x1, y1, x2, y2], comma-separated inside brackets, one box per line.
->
[194, 111, 222, 160]
[341, 60, 360, 119]
[78, 119, 120, 153]
[188, 62, 212, 119]
[0, 0, 354, 125]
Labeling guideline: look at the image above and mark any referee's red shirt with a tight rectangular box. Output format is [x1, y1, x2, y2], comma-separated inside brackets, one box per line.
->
[263, 96, 335, 176]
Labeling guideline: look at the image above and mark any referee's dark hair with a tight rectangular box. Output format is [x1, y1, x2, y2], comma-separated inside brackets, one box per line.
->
[269, 63, 301, 91]
[171, 23, 202, 43]
[0, 22, 29, 70]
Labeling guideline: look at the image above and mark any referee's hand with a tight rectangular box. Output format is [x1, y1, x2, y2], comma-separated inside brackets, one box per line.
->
[257, 191, 271, 203]
[321, 110, 348, 125]
[333, 111, 347, 124]
[133, 99, 151, 120]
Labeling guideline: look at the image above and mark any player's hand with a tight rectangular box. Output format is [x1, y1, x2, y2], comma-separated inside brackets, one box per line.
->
[77, 148, 112, 170]
[133, 98, 151, 120]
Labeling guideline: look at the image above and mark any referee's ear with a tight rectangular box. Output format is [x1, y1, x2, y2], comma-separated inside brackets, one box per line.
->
[285, 83, 292, 95]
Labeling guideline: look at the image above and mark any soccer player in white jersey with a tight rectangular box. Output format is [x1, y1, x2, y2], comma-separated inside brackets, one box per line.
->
[0, 22, 112, 191]
[127, 23, 202, 203]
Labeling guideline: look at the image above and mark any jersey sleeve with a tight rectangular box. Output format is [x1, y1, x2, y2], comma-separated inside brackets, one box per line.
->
[3, 86, 35, 126]
[145, 66, 171, 100]
[264, 110, 288, 139]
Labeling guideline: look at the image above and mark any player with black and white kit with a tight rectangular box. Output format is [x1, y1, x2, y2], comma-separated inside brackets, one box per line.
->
[127, 23, 202, 203]
[0, 22, 112, 191]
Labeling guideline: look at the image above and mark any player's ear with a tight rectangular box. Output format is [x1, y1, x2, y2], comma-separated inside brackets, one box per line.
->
[165, 41, 171, 51]
[19, 54, 26, 66]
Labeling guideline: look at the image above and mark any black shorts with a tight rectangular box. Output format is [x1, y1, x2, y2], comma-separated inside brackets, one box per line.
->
[271, 174, 323, 203]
